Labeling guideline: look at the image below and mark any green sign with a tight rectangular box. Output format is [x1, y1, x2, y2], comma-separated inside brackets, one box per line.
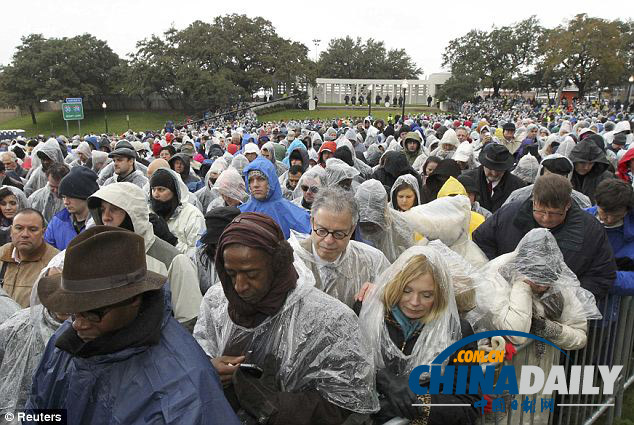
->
[62, 102, 84, 120]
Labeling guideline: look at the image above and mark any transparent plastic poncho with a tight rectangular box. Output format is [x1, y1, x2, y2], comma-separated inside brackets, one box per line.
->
[291, 165, 326, 200]
[230, 154, 249, 175]
[473, 228, 602, 335]
[511, 153, 539, 184]
[0, 288, 20, 325]
[402, 195, 488, 267]
[355, 179, 416, 263]
[359, 245, 462, 378]
[212, 167, 248, 205]
[193, 259, 380, 414]
[336, 138, 373, 178]
[0, 253, 65, 416]
[325, 157, 360, 187]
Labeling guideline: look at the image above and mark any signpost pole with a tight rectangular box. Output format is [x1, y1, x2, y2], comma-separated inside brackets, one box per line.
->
[78, 120, 81, 135]
[66, 121, 69, 137]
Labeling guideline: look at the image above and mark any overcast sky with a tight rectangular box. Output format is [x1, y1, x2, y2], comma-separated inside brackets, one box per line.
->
[2, 0, 629, 76]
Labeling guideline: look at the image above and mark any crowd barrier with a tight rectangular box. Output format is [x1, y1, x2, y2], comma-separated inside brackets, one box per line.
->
[482, 294, 634, 425]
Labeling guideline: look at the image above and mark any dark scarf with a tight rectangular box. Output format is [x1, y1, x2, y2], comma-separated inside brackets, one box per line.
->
[215, 212, 297, 328]
[55, 289, 164, 358]
[151, 197, 179, 220]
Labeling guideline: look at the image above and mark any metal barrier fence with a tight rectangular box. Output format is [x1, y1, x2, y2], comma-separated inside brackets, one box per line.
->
[482, 295, 634, 425]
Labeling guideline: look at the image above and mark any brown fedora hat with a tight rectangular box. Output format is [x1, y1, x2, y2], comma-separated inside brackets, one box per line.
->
[38, 225, 166, 313]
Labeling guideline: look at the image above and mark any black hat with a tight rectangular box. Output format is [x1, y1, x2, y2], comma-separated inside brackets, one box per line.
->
[58, 166, 99, 200]
[457, 173, 479, 194]
[613, 133, 627, 146]
[502, 122, 516, 132]
[478, 143, 514, 171]
[108, 140, 136, 159]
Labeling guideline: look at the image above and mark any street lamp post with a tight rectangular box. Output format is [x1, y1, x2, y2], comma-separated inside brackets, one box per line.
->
[312, 39, 321, 62]
[102, 102, 108, 134]
[627, 75, 634, 110]
[367, 84, 373, 117]
[401, 80, 408, 121]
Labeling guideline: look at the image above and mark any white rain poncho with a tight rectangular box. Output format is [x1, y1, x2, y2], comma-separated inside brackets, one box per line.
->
[452, 141, 475, 168]
[289, 231, 391, 308]
[474, 228, 601, 347]
[511, 153, 539, 184]
[24, 139, 66, 197]
[193, 261, 380, 414]
[230, 153, 249, 175]
[291, 165, 327, 202]
[557, 135, 576, 159]
[403, 195, 488, 268]
[0, 288, 20, 325]
[209, 167, 248, 212]
[97, 160, 148, 186]
[325, 157, 360, 187]
[195, 158, 227, 212]
[336, 138, 373, 179]
[355, 179, 416, 263]
[430, 128, 459, 160]
[0, 253, 64, 415]
[359, 245, 461, 377]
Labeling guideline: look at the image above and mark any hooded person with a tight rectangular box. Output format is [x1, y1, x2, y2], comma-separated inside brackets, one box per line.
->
[145, 158, 203, 211]
[364, 144, 383, 167]
[0, 186, 28, 246]
[239, 156, 311, 239]
[278, 141, 310, 199]
[538, 134, 561, 158]
[193, 212, 379, 424]
[168, 153, 201, 193]
[452, 140, 475, 170]
[97, 155, 148, 186]
[289, 187, 391, 309]
[103, 140, 148, 188]
[462, 143, 526, 213]
[473, 228, 601, 424]
[149, 168, 205, 256]
[230, 153, 250, 175]
[195, 158, 227, 212]
[325, 157, 360, 192]
[243, 142, 261, 163]
[473, 173, 616, 300]
[317, 141, 338, 168]
[0, 255, 66, 418]
[355, 179, 417, 263]
[44, 167, 99, 251]
[336, 137, 374, 179]
[25, 226, 239, 425]
[87, 182, 202, 328]
[68, 141, 93, 170]
[390, 174, 421, 212]
[511, 153, 540, 184]
[358, 245, 479, 423]
[436, 177, 486, 238]
[291, 165, 327, 210]
[90, 150, 111, 175]
[419, 158, 462, 204]
[260, 141, 289, 177]
[207, 167, 249, 212]
[194, 207, 241, 295]
[617, 147, 634, 184]
[503, 153, 592, 209]
[281, 139, 309, 170]
[430, 128, 460, 160]
[372, 151, 423, 197]
[24, 138, 65, 197]
[568, 138, 614, 204]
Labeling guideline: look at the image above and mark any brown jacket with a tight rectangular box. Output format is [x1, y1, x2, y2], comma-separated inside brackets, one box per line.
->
[0, 241, 59, 307]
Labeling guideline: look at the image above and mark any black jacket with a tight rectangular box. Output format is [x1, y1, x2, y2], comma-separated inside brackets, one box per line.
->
[463, 166, 526, 213]
[568, 139, 614, 204]
[472, 197, 616, 298]
[420, 159, 462, 204]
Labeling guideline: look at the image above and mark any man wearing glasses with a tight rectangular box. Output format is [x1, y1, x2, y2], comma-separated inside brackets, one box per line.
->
[290, 187, 390, 308]
[473, 173, 616, 299]
[26, 226, 239, 424]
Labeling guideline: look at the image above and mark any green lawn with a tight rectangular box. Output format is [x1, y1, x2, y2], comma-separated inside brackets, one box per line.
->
[0, 110, 189, 137]
[258, 107, 439, 122]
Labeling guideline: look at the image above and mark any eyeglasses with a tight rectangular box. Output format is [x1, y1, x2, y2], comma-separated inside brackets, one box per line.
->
[313, 226, 352, 240]
[70, 296, 138, 323]
[301, 185, 319, 193]
[532, 207, 566, 218]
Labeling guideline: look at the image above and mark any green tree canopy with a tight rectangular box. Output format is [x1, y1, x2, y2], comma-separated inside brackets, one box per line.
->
[442, 16, 541, 96]
[317, 36, 421, 79]
[0, 33, 122, 124]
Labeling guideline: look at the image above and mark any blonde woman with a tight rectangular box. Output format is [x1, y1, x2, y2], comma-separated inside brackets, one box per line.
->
[359, 245, 479, 424]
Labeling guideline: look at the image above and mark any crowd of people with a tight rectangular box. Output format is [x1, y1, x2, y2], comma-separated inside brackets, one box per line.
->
[0, 97, 632, 424]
